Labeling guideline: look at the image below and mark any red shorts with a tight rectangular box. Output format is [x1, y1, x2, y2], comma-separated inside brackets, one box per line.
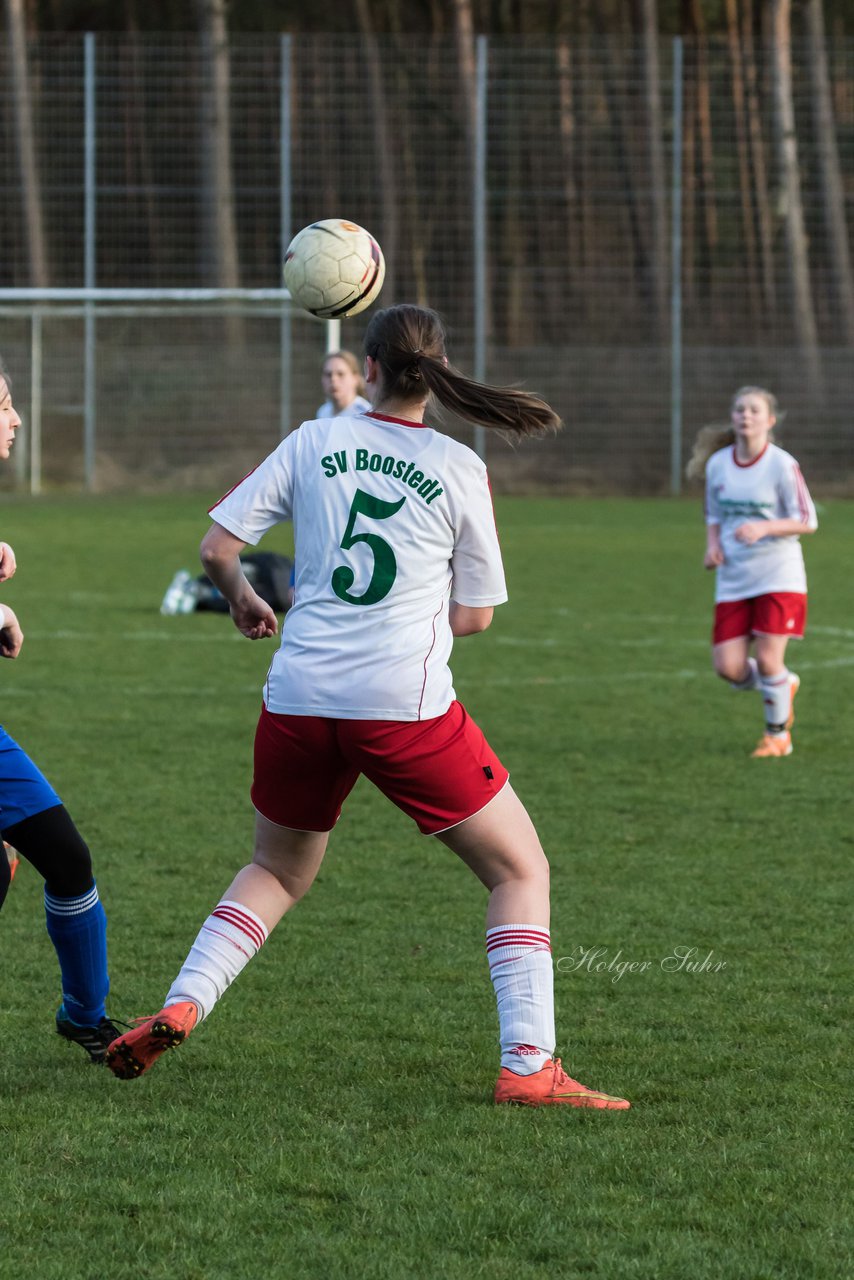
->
[251, 699, 509, 835]
[713, 592, 807, 645]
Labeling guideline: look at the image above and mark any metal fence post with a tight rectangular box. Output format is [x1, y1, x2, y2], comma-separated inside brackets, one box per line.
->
[280, 33, 292, 439]
[472, 34, 488, 462]
[670, 36, 684, 497]
[30, 311, 42, 494]
[84, 32, 97, 489]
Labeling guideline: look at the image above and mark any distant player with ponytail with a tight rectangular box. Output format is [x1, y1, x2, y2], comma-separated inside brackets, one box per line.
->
[687, 385, 817, 757]
[107, 304, 629, 1111]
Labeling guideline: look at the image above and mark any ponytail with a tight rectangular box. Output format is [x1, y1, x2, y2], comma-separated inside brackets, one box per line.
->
[364, 305, 561, 439]
[685, 425, 735, 480]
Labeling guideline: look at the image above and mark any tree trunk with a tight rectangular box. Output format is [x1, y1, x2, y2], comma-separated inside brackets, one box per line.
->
[770, 0, 821, 389]
[635, 0, 668, 330]
[555, 37, 581, 319]
[386, 4, 428, 302]
[682, 0, 717, 295]
[682, 55, 697, 310]
[598, 33, 648, 325]
[741, 0, 776, 310]
[804, 0, 854, 346]
[124, 0, 161, 281]
[195, 0, 240, 291]
[724, 0, 761, 319]
[353, 0, 398, 300]
[5, 0, 50, 284]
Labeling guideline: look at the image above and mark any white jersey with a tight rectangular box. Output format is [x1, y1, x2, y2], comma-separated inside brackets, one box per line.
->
[210, 410, 508, 720]
[705, 443, 817, 603]
[315, 395, 371, 419]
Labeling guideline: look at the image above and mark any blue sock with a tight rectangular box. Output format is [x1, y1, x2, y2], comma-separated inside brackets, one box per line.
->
[44, 881, 109, 1025]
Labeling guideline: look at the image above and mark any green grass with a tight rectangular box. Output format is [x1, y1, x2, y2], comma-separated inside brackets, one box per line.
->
[0, 494, 851, 1280]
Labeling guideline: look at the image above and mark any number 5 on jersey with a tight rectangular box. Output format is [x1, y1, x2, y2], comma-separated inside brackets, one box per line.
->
[332, 488, 407, 606]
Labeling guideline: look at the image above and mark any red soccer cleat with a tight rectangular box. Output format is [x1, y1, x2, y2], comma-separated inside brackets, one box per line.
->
[495, 1057, 630, 1109]
[105, 1001, 198, 1081]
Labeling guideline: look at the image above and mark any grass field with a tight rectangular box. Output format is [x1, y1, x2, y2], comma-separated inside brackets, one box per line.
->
[0, 494, 851, 1280]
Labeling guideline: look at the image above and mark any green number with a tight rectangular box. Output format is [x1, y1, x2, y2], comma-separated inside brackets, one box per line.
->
[331, 488, 407, 606]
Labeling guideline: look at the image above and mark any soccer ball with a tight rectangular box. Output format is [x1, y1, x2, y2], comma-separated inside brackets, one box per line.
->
[283, 219, 385, 319]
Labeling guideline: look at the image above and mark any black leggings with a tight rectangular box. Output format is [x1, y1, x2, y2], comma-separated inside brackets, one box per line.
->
[1, 804, 94, 902]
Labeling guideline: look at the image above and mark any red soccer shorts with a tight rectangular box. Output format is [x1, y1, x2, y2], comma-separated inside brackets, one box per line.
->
[251, 699, 509, 835]
[713, 591, 807, 645]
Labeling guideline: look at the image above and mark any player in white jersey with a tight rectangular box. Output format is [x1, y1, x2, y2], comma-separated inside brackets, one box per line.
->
[687, 386, 817, 758]
[315, 349, 371, 419]
[287, 351, 372, 607]
[107, 304, 630, 1110]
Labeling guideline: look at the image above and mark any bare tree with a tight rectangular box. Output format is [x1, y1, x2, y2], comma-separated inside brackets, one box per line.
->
[195, 0, 240, 292]
[5, 0, 50, 284]
[741, 0, 776, 311]
[634, 0, 668, 330]
[555, 37, 580, 314]
[724, 0, 761, 319]
[353, 0, 398, 299]
[770, 0, 821, 389]
[804, 0, 854, 346]
[682, 0, 717, 292]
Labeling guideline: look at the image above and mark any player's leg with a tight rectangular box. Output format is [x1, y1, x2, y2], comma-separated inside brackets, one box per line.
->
[711, 600, 759, 691]
[712, 636, 758, 688]
[0, 722, 116, 1061]
[162, 815, 329, 1020]
[107, 710, 352, 1080]
[751, 632, 797, 756]
[3, 803, 112, 1034]
[348, 706, 628, 1110]
[437, 785, 629, 1109]
[106, 818, 330, 1081]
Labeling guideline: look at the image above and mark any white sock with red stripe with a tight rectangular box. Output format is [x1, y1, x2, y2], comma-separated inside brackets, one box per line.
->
[759, 668, 791, 733]
[163, 899, 268, 1021]
[486, 923, 556, 1076]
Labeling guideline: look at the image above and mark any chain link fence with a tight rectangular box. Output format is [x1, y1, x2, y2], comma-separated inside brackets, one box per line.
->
[1, 34, 852, 494]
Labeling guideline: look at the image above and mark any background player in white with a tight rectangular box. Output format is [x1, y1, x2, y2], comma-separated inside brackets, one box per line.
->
[315, 349, 371, 419]
[107, 304, 629, 1110]
[286, 350, 373, 608]
[687, 386, 817, 757]
[0, 362, 118, 1062]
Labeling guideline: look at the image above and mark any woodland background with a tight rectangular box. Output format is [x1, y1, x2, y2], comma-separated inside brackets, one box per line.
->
[1, 0, 853, 491]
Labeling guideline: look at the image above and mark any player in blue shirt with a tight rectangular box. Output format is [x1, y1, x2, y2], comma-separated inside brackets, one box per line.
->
[0, 362, 118, 1062]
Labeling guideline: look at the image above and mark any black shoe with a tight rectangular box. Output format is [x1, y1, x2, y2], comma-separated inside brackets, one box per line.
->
[56, 1008, 122, 1064]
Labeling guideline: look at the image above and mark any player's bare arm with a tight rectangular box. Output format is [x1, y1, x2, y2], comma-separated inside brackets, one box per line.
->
[734, 518, 817, 545]
[200, 523, 278, 641]
[449, 602, 493, 636]
[704, 523, 724, 569]
[0, 603, 24, 659]
[0, 541, 17, 582]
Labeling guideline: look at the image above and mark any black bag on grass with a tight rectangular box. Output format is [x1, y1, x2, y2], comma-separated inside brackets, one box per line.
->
[196, 552, 293, 613]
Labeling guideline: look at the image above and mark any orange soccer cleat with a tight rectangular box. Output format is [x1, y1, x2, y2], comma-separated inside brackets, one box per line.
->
[4, 842, 19, 883]
[105, 1001, 198, 1081]
[494, 1057, 630, 1110]
[786, 674, 800, 730]
[751, 731, 792, 758]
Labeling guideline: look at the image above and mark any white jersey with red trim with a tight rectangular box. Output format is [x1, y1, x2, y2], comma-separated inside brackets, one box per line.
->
[209, 410, 508, 720]
[705, 443, 817, 603]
